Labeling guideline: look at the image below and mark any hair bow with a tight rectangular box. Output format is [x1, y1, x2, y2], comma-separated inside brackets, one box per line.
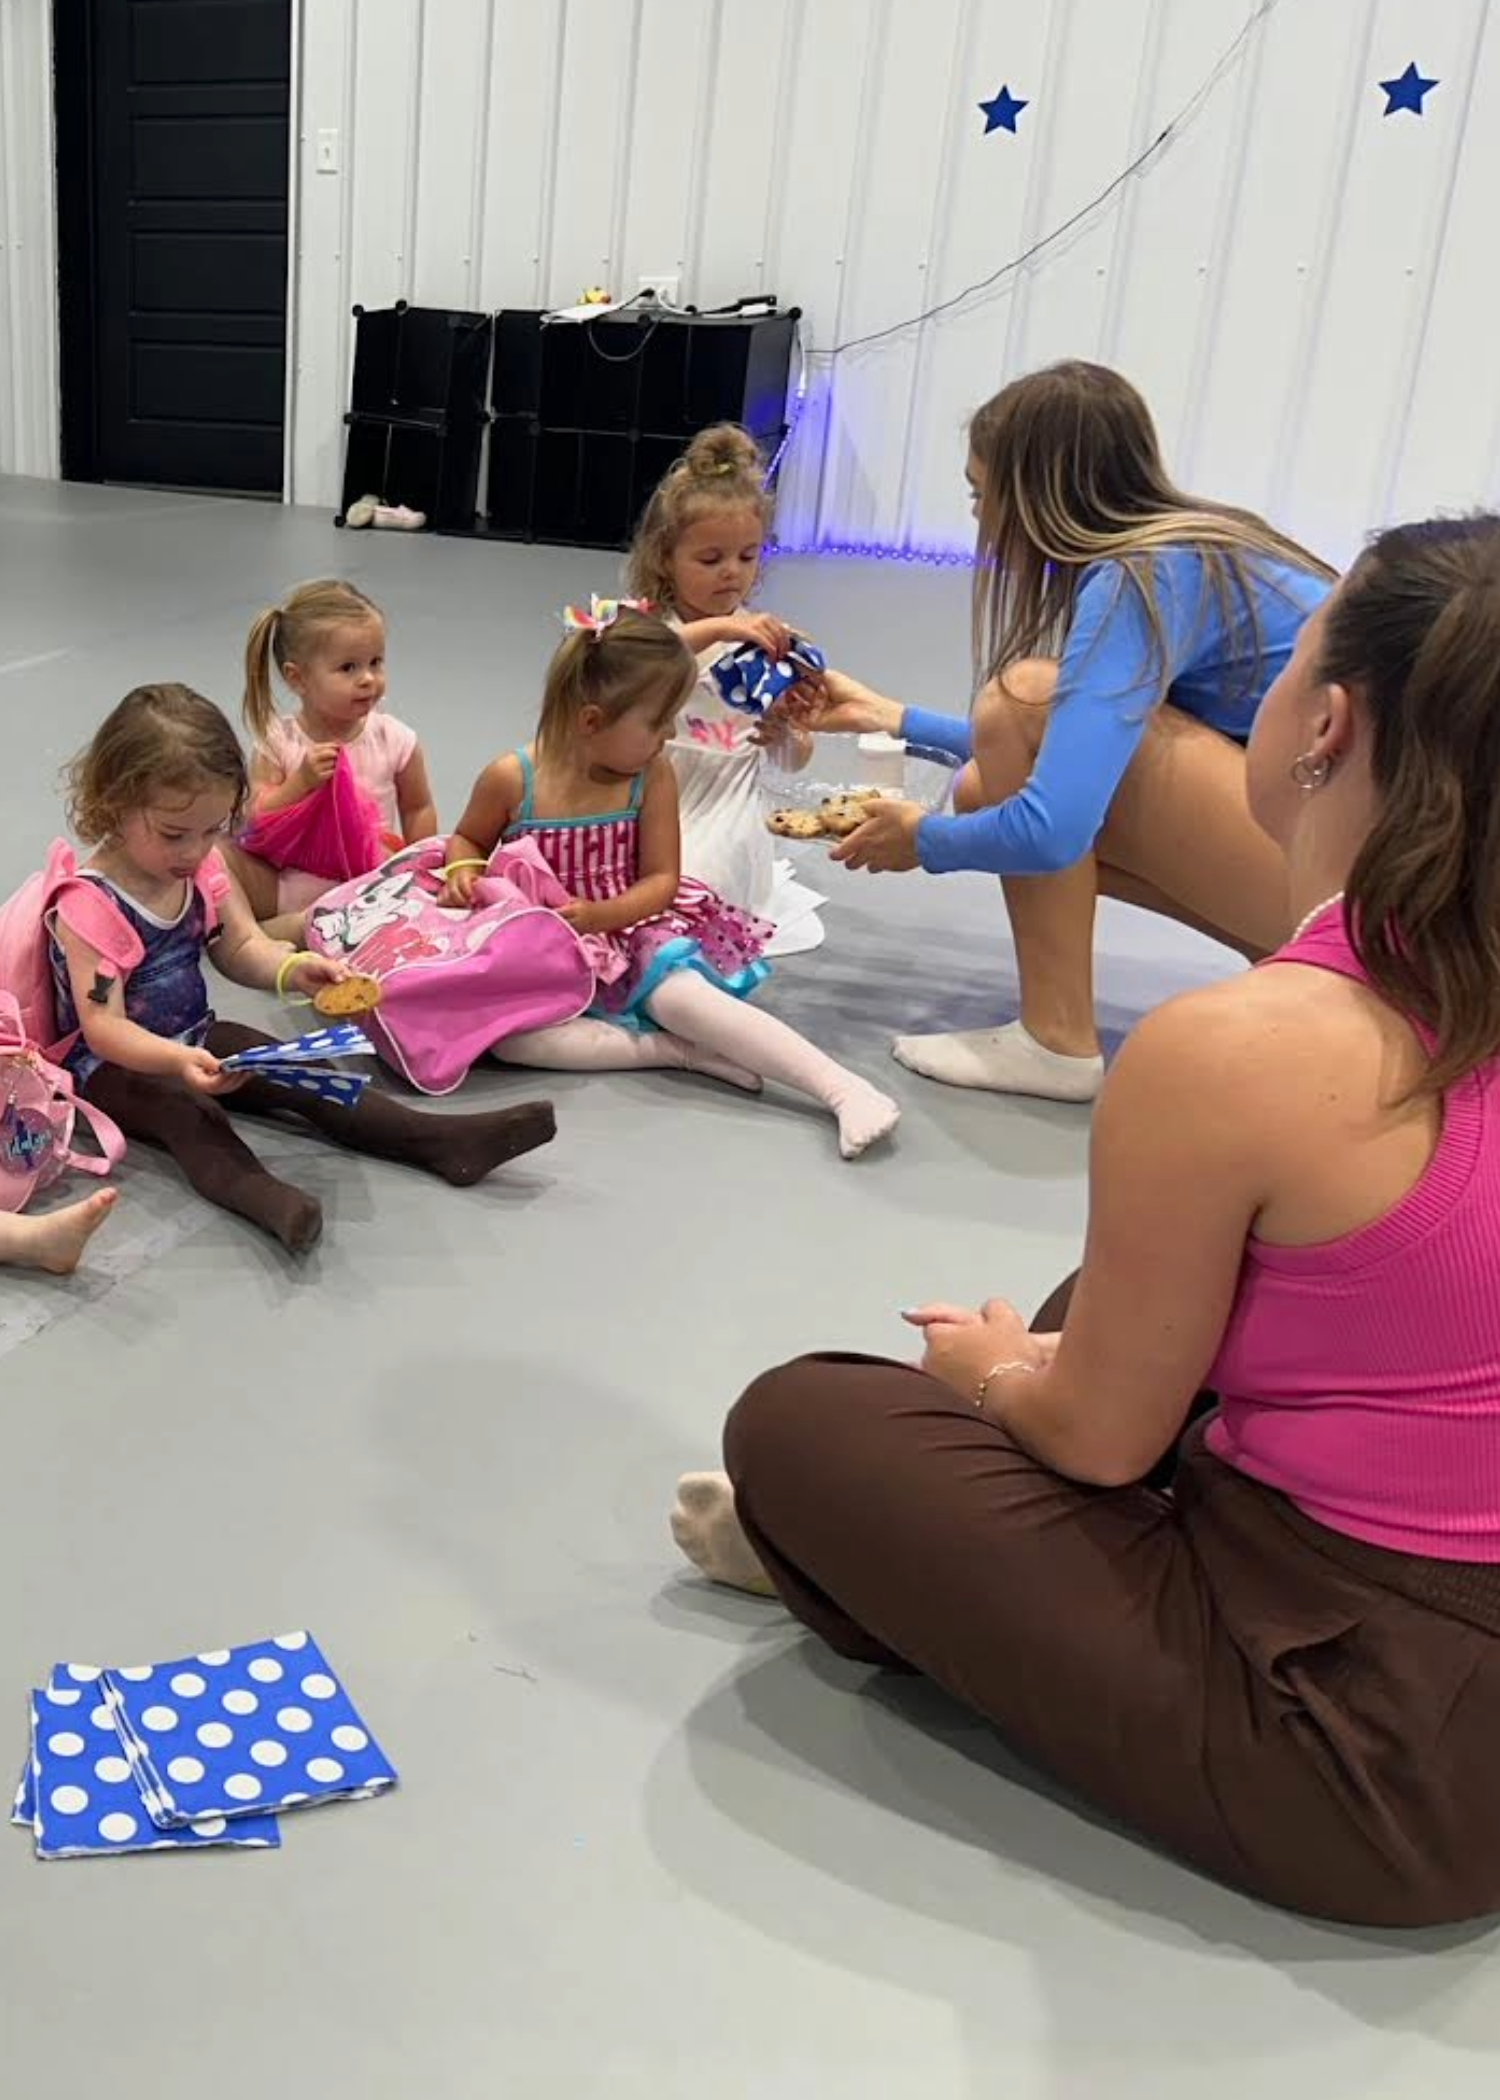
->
[561, 594, 654, 637]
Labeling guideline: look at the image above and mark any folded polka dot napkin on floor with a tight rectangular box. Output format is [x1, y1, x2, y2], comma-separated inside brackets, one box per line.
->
[12, 1633, 396, 1861]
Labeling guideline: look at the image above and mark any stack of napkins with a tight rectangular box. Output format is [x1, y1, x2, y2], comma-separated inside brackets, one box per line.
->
[12, 1632, 396, 1859]
[217, 1024, 376, 1108]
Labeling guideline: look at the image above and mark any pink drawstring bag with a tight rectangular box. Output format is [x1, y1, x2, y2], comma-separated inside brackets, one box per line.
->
[238, 746, 386, 882]
[0, 991, 125, 1213]
[305, 839, 596, 1095]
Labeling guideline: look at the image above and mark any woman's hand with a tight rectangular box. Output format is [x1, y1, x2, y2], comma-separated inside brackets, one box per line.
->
[177, 1046, 245, 1097]
[730, 612, 795, 659]
[811, 669, 904, 737]
[291, 743, 341, 797]
[283, 954, 348, 1000]
[904, 1299, 1054, 1405]
[829, 798, 925, 872]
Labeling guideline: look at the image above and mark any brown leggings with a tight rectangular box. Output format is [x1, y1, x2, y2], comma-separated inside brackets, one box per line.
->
[85, 1022, 555, 1253]
[724, 1276, 1500, 1927]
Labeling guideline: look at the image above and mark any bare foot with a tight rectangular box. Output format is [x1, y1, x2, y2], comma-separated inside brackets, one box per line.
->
[0, 1188, 118, 1275]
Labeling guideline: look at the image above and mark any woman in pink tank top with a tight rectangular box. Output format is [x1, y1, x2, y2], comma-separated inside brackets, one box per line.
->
[674, 513, 1500, 1926]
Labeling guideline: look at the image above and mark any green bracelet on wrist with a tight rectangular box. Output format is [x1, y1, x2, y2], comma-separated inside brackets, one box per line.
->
[275, 948, 316, 1000]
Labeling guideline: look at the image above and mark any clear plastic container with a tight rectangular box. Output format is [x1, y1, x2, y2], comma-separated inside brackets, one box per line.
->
[760, 732, 960, 829]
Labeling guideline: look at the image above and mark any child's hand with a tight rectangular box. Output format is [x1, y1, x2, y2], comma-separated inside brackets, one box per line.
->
[292, 744, 341, 797]
[284, 955, 348, 999]
[558, 899, 610, 935]
[439, 865, 483, 909]
[178, 1046, 244, 1097]
[731, 612, 795, 659]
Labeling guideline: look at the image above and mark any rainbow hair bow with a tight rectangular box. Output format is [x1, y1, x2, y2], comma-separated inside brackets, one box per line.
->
[561, 594, 654, 637]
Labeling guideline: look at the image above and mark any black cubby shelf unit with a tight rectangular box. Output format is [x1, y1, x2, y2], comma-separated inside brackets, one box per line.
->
[335, 301, 491, 532]
[334, 302, 798, 552]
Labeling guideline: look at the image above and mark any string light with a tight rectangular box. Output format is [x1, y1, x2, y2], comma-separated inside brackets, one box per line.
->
[768, 538, 972, 568]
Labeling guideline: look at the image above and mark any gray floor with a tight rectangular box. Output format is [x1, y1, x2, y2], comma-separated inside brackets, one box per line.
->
[1, 477, 1495, 2098]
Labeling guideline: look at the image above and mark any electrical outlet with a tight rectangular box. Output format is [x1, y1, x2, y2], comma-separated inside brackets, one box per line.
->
[316, 128, 339, 174]
[637, 273, 680, 308]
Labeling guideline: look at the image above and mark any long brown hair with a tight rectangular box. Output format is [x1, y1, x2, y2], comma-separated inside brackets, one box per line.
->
[967, 361, 1335, 695]
[1319, 514, 1500, 1094]
[66, 683, 248, 843]
[243, 578, 382, 742]
[625, 423, 773, 607]
[536, 608, 697, 765]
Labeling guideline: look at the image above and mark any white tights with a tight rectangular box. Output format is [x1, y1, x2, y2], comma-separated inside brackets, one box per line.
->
[493, 972, 899, 1159]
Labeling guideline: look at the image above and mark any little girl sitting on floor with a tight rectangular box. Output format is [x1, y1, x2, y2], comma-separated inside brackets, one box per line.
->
[441, 606, 897, 1160]
[225, 578, 438, 939]
[49, 683, 555, 1255]
[626, 424, 824, 956]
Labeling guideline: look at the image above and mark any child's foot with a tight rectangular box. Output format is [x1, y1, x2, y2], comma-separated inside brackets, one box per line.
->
[670, 1472, 777, 1596]
[253, 1183, 324, 1256]
[2, 1188, 118, 1274]
[826, 1076, 900, 1159]
[892, 1021, 1104, 1102]
[418, 1101, 557, 1186]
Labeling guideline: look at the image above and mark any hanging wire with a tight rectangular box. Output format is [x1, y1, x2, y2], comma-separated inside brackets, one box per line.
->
[817, 0, 1284, 362]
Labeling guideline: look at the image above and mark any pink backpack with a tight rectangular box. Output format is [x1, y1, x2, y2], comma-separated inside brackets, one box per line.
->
[0, 839, 230, 1062]
[0, 991, 125, 1212]
[306, 838, 595, 1095]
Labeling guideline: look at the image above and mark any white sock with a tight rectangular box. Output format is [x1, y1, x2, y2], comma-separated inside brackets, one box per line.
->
[492, 1016, 761, 1092]
[647, 973, 900, 1159]
[670, 1472, 776, 1596]
[892, 1020, 1104, 1102]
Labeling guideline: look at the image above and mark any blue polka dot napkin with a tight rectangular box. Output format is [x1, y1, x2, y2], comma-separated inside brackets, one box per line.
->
[216, 1024, 376, 1108]
[13, 1634, 396, 1861]
[16, 1672, 280, 1858]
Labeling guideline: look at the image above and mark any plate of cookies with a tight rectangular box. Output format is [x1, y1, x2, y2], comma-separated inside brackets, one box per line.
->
[761, 733, 960, 843]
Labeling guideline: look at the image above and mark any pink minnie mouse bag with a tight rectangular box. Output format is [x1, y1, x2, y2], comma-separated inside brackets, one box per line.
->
[237, 745, 387, 883]
[306, 839, 595, 1095]
[0, 992, 124, 1214]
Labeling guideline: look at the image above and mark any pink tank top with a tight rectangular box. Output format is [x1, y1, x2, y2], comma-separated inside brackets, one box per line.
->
[1206, 902, 1500, 1560]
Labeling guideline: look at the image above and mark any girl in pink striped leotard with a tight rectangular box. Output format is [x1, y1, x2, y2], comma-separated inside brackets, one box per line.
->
[444, 603, 899, 1160]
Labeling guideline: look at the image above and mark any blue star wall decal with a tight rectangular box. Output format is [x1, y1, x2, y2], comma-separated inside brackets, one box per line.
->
[1379, 62, 1439, 115]
[979, 84, 1029, 135]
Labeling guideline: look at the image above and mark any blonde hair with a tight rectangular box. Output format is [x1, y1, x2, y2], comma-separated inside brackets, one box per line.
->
[625, 423, 774, 606]
[967, 361, 1336, 696]
[243, 578, 383, 742]
[66, 683, 248, 844]
[536, 608, 697, 765]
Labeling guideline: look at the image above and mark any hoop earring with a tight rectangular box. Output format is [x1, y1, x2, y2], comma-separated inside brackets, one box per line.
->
[1291, 752, 1332, 791]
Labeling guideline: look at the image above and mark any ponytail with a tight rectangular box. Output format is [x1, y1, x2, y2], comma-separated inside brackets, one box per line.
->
[242, 605, 282, 743]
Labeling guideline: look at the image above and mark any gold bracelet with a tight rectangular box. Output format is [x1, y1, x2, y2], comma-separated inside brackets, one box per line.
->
[275, 948, 316, 1000]
[437, 858, 489, 880]
[976, 1358, 1040, 1409]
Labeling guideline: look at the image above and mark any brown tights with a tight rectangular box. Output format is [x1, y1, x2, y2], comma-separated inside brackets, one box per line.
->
[84, 1022, 555, 1254]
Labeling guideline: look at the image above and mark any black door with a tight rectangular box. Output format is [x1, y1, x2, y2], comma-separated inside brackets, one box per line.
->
[55, 0, 292, 493]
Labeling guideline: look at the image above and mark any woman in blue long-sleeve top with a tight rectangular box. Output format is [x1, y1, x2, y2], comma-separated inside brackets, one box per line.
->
[816, 362, 1335, 1101]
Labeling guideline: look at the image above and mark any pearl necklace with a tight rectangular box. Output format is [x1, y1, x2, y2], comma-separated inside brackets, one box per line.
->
[1291, 890, 1345, 943]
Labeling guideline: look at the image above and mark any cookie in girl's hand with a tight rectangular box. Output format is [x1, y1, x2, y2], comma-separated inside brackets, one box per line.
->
[313, 973, 383, 1018]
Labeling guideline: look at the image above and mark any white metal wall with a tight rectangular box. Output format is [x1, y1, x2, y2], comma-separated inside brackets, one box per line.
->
[6, 0, 1500, 565]
[0, 0, 59, 479]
